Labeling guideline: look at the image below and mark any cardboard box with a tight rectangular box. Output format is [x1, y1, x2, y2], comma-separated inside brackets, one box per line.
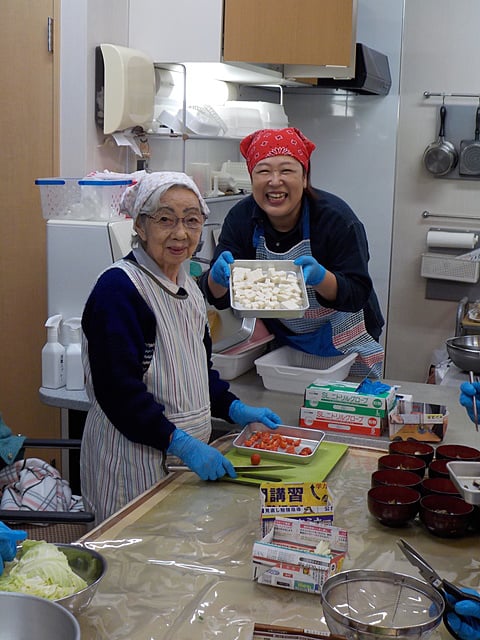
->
[299, 406, 386, 437]
[304, 380, 396, 417]
[252, 517, 348, 595]
[389, 400, 448, 442]
[260, 481, 334, 537]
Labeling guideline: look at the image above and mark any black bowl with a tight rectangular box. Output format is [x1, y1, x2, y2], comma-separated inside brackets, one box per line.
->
[368, 485, 421, 527]
[371, 468, 423, 490]
[389, 440, 434, 466]
[419, 494, 474, 537]
[378, 454, 426, 478]
[436, 444, 480, 462]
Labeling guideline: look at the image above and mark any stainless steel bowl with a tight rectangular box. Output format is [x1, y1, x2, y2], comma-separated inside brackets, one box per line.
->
[0, 592, 80, 639]
[55, 542, 107, 615]
[446, 335, 480, 373]
[321, 569, 444, 640]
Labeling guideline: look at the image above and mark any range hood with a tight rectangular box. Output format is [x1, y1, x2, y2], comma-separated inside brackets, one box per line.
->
[315, 44, 392, 95]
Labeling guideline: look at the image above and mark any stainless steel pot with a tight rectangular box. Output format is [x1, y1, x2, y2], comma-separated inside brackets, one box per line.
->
[446, 335, 480, 373]
[459, 106, 480, 175]
[423, 105, 458, 176]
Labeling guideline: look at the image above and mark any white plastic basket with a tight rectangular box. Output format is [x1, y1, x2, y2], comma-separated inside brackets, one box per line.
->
[212, 343, 267, 380]
[421, 252, 480, 283]
[254, 346, 358, 394]
[35, 177, 132, 220]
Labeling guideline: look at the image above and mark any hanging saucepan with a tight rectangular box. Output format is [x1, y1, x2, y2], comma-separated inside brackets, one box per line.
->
[459, 106, 480, 176]
[423, 105, 458, 176]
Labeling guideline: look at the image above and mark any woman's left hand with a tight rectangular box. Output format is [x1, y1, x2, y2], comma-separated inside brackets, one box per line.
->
[229, 400, 282, 429]
[294, 255, 326, 286]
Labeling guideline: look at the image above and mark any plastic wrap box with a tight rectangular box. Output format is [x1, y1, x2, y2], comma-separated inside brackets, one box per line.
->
[304, 380, 396, 417]
[260, 482, 334, 537]
[299, 406, 386, 437]
[252, 517, 348, 595]
[388, 400, 448, 442]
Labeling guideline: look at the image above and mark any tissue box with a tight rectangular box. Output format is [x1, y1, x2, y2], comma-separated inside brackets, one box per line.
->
[299, 406, 386, 437]
[304, 380, 396, 417]
[388, 400, 448, 442]
[260, 481, 334, 537]
[252, 517, 348, 595]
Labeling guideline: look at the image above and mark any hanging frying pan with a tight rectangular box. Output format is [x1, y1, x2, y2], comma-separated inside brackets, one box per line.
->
[423, 105, 458, 176]
[459, 106, 480, 176]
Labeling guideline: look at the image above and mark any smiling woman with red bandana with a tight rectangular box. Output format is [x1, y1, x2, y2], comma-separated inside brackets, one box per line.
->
[199, 127, 385, 378]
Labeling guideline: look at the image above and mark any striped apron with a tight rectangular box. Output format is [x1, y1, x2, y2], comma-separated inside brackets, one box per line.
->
[81, 260, 211, 524]
[254, 205, 384, 378]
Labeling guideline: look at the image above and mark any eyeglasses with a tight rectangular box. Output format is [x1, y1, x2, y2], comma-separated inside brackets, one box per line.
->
[143, 211, 206, 230]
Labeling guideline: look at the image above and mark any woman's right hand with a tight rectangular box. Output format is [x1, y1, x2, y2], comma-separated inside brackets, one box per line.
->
[210, 251, 234, 289]
[167, 429, 236, 480]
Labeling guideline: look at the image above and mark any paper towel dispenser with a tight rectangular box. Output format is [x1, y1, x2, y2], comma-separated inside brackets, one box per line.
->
[315, 44, 391, 95]
[95, 44, 156, 134]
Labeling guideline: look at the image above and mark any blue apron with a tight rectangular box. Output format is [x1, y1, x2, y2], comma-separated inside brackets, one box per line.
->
[254, 202, 384, 378]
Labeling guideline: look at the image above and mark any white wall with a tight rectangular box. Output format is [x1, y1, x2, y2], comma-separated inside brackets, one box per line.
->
[284, 0, 403, 356]
[60, 0, 130, 175]
[387, 0, 480, 382]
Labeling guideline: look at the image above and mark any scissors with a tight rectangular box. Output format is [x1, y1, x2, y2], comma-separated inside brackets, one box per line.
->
[398, 538, 480, 639]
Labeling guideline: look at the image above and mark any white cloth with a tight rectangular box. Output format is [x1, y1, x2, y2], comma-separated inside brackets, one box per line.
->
[0, 458, 83, 512]
[119, 170, 210, 219]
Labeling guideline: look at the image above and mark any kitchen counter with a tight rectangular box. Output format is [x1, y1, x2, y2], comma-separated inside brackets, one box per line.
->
[69, 375, 480, 640]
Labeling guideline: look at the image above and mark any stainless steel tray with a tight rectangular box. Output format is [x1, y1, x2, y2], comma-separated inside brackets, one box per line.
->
[208, 305, 256, 353]
[232, 423, 324, 465]
[229, 259, 309, 319]
[447, 461, 480, 504]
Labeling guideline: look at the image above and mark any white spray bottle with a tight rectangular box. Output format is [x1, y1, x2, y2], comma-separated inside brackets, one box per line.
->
[42, 314, 65, 389]
[64, 317, 84, 390]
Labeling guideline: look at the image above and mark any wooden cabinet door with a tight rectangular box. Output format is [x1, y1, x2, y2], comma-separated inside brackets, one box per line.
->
[0, 1, 61, 446]
[223, 0, 355, 66]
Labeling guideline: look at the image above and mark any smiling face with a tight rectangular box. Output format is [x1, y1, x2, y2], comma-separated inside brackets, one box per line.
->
[134, 185, 204, 282]
[250, 155, 307, 231]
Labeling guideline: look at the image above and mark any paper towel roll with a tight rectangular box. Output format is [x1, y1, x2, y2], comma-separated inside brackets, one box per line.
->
[426, 230, 478, 249]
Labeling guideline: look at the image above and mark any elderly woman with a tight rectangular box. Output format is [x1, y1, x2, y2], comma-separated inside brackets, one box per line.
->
[199, 127, 385, 378]
[81, 172, 281, 524]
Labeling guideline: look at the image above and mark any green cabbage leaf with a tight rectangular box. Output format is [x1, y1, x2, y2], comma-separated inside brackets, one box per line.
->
[0, 539, 87, 600]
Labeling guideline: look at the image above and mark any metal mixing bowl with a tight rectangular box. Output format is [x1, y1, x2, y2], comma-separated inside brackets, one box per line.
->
[55, 543, 107, 615]
[321, 569, 444, 640]
[446, 335, 480, 373]
[0, 592, 80, 639]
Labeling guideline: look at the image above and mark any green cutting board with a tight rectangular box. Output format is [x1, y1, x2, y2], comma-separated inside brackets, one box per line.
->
[225, 441, 349, 485]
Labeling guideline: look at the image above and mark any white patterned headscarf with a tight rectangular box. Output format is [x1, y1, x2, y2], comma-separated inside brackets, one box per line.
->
[120, 171, 210, 220]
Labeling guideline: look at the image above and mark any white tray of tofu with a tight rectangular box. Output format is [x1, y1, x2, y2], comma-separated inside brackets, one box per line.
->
[229, 260, 309, 319]
[447, 461, 480, 505]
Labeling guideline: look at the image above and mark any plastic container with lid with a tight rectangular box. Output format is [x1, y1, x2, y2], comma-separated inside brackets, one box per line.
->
[35, 177, 132, 220]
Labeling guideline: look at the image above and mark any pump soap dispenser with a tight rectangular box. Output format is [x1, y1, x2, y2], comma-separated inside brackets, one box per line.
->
[64, 318, 84, 390]
[42, 315, 65, 389]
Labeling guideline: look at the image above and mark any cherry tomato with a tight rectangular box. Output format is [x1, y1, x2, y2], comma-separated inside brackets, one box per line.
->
[250, 452, 261, 466]
[300, 447, 313, 456]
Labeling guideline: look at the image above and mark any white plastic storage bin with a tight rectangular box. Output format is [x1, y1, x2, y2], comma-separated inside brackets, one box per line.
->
[35, 177, 132, 220]
[212, 343, 268, 380]
[254, 346, 358, 394]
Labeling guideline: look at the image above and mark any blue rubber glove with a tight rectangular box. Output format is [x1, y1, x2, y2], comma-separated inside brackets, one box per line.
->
[446, 588, 480, 640]
[229, 399, 282, 429]
[0, 521, 27, 575]
[294, 255, 327, 286]
[210, 251, 234, 288]
[167, 429, 236, 481]
[459, 381, 480, 424]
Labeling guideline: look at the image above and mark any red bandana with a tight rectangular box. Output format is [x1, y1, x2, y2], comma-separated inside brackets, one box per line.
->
[240, 127, 316, 174]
